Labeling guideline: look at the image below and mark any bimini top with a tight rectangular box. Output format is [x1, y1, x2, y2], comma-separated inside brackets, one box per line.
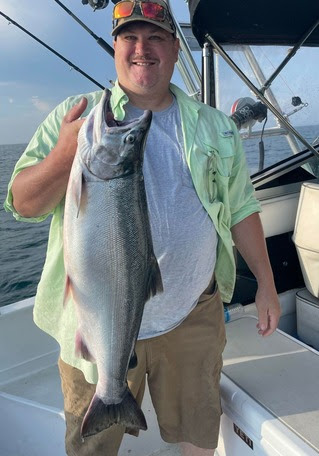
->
[188, 0, 319, 47]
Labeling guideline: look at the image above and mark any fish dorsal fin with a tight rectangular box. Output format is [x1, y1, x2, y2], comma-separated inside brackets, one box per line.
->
[128, 350, 138, 369]
[145, 256, 163, 302]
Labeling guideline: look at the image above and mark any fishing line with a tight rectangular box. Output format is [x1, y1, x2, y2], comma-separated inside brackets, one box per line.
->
[258, 47, 295, 96]
[0, 10, 105, 89]
[53, 0, 114, 58]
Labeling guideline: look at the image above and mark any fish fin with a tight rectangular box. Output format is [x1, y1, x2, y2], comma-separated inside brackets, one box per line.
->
[63, 275, 72, 308]
[128, 350, 138, 370]
[75, 331, 95, 362]
[68, 168, 84, 217]
[145, 256, 163, 301]
[75, 173, 84, 218]
[81, 388, 147, 438]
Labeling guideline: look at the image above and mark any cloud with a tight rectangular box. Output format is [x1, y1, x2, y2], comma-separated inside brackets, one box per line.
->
[8, 98, 14, 104]
[0, 81, 15, 87]
[31, 96, 51, 112]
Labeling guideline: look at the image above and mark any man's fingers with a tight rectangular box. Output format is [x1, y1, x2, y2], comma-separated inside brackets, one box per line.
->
[256, 310, 280, 337]
[64, 97, 88, 124]
[257, 308, 268, 333]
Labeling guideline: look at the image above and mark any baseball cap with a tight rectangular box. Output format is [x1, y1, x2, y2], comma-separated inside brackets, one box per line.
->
[112, 0, 176, 36]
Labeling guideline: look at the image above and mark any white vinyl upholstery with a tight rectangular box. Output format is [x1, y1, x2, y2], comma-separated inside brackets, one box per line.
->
[293, 182, 319, 298]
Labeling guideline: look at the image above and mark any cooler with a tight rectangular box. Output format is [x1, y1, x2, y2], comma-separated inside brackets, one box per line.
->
[216, 316, 319, 456]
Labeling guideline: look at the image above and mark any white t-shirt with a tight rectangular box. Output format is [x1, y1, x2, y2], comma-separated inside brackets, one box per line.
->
[125, 97, 218, 339]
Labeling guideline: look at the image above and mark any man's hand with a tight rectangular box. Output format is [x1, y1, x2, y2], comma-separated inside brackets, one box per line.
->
[255, 284, 281, 336]
[55, 97, 88, 166]
[12, 97, 88, 218]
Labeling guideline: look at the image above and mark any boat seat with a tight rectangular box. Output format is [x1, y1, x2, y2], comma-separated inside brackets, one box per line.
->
[293, 182, 319, 298]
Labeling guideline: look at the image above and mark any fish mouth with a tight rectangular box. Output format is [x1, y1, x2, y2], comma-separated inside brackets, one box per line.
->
[106, 111, 151, 130]
[104, 94, 152, 133]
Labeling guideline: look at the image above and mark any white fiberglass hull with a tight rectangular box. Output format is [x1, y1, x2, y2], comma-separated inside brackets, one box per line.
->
[1, 293, 319, 456]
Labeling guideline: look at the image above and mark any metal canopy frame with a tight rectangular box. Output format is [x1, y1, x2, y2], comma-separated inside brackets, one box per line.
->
[183, 0, 319, 162]
[204, 33, 319, 158]
[175, 10, 319, 161]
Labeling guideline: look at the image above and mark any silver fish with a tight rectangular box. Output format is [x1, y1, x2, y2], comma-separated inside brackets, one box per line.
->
[63, 89, 163, 438]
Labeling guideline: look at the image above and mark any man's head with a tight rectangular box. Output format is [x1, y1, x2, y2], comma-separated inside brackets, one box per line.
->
[112, 0, 176, 37]
[112, 1, 179, 107]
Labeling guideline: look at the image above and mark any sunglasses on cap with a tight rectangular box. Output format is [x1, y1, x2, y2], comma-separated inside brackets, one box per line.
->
[113, 1, 174, 30]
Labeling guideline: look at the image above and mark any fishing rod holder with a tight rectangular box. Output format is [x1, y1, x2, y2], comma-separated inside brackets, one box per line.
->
[82, 0, 109, 10]
[82, 0, 121, 10]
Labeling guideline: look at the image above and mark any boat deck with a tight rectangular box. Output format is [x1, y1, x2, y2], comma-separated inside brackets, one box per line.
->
[0, 300, 181, 456]
[1, 364, 63, 409]
[0, 361, 181, 456]
[2, 298, 319, 455]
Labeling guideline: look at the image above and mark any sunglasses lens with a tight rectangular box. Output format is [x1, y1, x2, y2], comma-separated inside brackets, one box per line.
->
[141, 3, 165, 20]
[114, 1, 134, 19]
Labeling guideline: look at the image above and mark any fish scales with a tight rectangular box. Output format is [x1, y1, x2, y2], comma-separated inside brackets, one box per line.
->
[63, 89, 163, 438]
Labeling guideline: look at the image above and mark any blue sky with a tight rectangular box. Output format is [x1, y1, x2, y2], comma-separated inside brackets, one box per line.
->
[0, 0, 318, 145]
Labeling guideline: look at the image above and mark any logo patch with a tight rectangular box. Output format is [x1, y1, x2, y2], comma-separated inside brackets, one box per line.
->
[233, 423, 254, 450]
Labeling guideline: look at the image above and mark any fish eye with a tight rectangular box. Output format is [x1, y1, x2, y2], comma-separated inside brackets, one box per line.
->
[125, 134, 136, 144]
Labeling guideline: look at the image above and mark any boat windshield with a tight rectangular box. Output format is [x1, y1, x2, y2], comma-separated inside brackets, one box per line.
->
[174, 40, 319, 177]
[213, 45, 319, 176]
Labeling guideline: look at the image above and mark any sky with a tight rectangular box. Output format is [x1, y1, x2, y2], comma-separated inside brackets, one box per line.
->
[0, 0, 318, 145]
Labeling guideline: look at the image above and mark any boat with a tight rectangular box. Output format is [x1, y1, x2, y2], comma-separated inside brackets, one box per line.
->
[1, 0, 319, 454]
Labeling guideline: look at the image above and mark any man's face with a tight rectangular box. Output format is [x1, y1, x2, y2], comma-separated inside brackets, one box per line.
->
[113, 22, 180, 96]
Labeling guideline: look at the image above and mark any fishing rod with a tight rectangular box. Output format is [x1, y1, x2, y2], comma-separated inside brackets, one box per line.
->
[0, 11, 105, 90]
[53, 0, 114, 58]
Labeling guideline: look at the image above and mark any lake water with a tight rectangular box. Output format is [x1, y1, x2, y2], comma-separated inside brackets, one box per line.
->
[1, 124, 318, 307]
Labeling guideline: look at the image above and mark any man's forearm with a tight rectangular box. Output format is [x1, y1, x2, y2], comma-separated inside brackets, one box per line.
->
[231, 212, 281, 336]
[11, 146, 73, 218]
[231, 212, 275, 286]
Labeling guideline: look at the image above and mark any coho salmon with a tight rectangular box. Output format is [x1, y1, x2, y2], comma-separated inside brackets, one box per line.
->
[63, 89, 163, 438]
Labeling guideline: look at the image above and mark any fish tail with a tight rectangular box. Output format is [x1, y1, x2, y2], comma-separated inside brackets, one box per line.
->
[81, 389, 147, 438]
[145, 256, 163, 301]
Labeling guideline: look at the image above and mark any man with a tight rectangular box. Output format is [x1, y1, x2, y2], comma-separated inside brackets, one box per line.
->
[5, 1, 281, 455]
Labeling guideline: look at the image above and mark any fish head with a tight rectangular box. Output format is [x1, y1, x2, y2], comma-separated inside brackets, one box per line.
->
[84, 97, 152, 180]
[106, 108, 152, 178]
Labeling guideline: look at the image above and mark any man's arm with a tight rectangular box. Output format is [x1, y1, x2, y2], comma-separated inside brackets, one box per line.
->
[11, 98, 87, 218]
[231, 212, 281, 336]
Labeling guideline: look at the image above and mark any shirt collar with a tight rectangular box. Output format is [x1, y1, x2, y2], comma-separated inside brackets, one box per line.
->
[110, 80, 201, 119]
[110, 80, 129, 121]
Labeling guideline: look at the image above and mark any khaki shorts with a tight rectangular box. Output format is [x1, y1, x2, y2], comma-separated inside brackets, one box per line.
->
[58, 285, 226, 455]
